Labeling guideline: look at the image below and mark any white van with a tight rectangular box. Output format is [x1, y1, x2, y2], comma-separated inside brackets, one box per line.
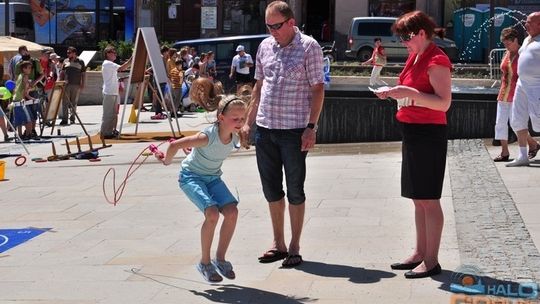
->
[345, 17, 458, 62]
[0, 2, 35, 41]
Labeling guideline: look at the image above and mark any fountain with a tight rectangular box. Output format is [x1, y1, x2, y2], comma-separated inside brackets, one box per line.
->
[317, 82, 500, 144]
[453, 8, 527, 62]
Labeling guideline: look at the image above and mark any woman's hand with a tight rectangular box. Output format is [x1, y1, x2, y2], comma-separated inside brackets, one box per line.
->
[374, 85, 418, 100]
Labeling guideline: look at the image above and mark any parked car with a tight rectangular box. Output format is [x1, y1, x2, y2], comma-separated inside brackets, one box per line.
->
[344, 17, 458, 62]
[172, 34, 269, 92]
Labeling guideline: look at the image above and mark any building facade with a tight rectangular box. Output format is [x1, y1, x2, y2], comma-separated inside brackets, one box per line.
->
[5, 0, 537, 57]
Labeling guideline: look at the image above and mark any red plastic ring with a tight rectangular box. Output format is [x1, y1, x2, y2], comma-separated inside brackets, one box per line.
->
[15, 156, 27, 166]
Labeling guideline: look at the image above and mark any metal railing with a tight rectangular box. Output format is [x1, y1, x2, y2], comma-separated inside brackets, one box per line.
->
[489, 48, 506, 87]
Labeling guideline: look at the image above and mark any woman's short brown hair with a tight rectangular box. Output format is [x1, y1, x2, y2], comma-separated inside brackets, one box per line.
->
[500, 27, 519, 42]
[392, 10, 437, 39]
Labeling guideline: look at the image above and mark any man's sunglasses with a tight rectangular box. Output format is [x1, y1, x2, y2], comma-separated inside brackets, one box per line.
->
[266, 18, 290, 31]
[399, 32, 416, 42]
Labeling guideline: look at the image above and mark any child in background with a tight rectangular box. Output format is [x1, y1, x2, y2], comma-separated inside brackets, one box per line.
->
[361, 37, 388, 86]
[170, 59, 184, 113]
[206, 51, 217, 80]
[166, 48, 178, 78]
[155, 95, 246, 283]
[12, 61, 34, 140]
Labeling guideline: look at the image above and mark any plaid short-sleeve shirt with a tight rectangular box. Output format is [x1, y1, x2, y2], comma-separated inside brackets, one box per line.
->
[255, 27, 324, 129]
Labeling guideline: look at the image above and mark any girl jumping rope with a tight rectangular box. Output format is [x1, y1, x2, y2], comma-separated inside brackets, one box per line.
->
[155, 94, 246, 283]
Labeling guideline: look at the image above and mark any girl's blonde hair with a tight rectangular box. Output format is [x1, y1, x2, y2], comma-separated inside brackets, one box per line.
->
[217, 94, 247, 117]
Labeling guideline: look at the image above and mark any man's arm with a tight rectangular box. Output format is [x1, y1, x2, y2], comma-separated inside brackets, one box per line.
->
[308, 83, 324, 125]
[246, 55, 254, 68]
[229, 58, 236, 79]
[80, 61, 86, 88]
[301, 83, 324, 151]
[239, 79, 262, 148]
[246, 79, 262, 126]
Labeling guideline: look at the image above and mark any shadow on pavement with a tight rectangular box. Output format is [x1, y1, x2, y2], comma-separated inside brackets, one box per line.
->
[296, 261, 396, 283]
[432, 269, 454, 292]
[190, 284, 316, 304]
[129, 268, 315, 303]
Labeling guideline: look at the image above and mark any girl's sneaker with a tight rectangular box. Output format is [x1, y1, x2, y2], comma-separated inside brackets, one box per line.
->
[211, 259, 236, 279]
[196, 262, 223, 283]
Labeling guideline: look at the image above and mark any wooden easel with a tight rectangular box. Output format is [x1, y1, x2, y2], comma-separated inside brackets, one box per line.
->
[118, 27, 181, 137]
[40, 81, 66, 136]
[130, 74, 181, 135]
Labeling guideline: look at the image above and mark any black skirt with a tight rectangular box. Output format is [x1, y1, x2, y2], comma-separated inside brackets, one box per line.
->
[400, 122, 447, 200]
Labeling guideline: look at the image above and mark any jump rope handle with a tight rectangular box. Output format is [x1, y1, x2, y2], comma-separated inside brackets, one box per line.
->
[148, 144, 164, 159]
[148, 138, 175, 159]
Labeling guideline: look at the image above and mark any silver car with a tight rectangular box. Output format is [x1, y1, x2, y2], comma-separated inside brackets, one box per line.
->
[345, 17, 458, 62]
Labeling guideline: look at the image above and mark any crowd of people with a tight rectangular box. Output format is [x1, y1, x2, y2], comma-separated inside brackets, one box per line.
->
[143, 43, 251, 120]
[0, 40, 255, 141]
[0, 45, 85, 142]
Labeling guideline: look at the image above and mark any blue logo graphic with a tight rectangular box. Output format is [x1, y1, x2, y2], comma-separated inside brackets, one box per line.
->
[0, 228, 50, 254]
[450, 264, 538, 299]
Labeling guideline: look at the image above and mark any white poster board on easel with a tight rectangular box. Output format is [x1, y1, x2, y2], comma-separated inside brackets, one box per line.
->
[118, 27, 181, 137]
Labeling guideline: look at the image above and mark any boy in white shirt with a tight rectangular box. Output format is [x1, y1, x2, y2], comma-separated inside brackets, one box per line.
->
[100, 46, 132, 139]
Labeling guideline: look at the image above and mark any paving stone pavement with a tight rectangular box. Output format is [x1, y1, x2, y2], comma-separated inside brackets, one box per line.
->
[448, 139, 540, 282]
[0, 105, 539, 303]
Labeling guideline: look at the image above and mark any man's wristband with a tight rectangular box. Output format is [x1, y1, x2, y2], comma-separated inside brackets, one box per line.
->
[306, 123, 318, 131]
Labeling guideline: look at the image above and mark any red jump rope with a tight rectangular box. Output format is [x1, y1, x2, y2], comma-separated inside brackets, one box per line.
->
[102, 138, 174, 206]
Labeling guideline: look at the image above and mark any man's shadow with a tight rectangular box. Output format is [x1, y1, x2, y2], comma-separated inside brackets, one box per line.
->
[190, 284, 316, 304]
[295, 261, 396, 283]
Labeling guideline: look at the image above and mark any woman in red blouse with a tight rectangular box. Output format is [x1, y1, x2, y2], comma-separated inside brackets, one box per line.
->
[374, 11, 451, 279]
[493, 27, 540, 162]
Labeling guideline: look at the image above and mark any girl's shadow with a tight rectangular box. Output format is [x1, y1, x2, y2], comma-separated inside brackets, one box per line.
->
[190, 284, 316, 304]
[296, 261, 396, 283]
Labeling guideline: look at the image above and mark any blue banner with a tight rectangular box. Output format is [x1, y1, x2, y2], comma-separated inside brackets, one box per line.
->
[125, 0, 135, 42]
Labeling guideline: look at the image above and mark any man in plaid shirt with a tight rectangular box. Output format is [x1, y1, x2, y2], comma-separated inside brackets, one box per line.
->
[241, 1, 325, 268]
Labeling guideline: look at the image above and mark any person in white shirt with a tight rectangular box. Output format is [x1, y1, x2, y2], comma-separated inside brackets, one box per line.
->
[507, 11, 540, 167]
[229, 45, 254, 91]
[100, 45, 132, 139]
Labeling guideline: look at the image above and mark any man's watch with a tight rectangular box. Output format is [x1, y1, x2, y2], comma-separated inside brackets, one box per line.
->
[306, 123, 318, 131]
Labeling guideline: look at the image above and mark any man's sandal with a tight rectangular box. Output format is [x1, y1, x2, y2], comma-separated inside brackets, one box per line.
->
[258, 249, 288, 263]
[281, 254, 303, 268]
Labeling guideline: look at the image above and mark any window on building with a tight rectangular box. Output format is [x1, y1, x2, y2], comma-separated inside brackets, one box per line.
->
[369, 0, 415, 17]
[222, 0, 266, 35]
[15, 12, 34, 30]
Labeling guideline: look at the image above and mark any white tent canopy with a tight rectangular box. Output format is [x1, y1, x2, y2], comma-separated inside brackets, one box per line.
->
[0, 36, 53, 79]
